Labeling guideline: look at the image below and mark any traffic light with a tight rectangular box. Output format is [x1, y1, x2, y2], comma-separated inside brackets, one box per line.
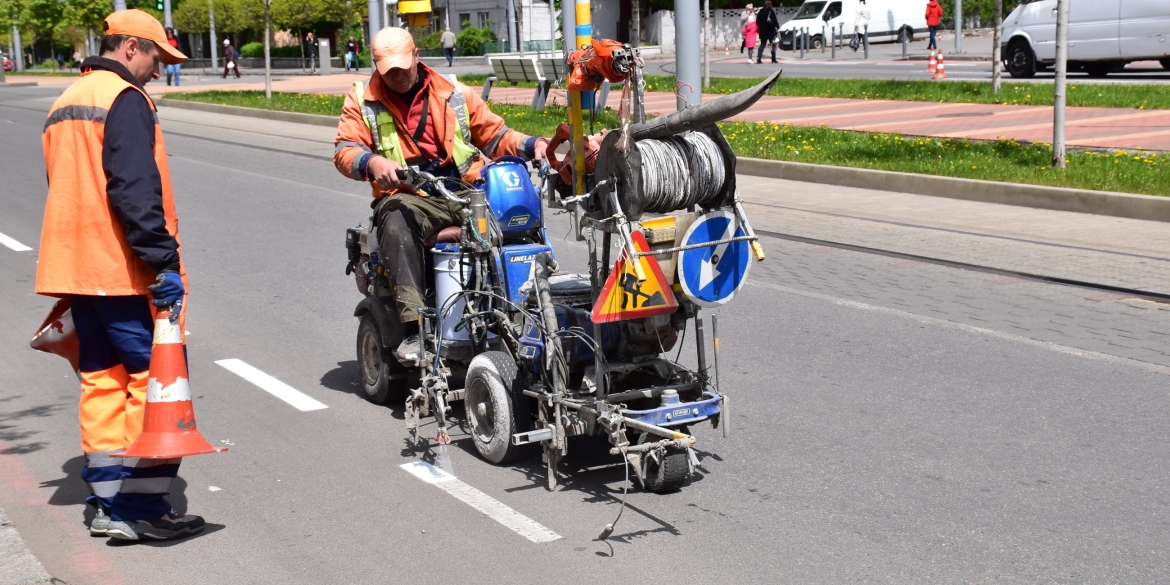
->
[156, 0, 163, 9]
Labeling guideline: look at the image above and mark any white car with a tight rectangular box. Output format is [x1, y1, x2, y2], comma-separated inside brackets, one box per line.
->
[777, 0, 927, 50]
[1003, 0, 1170, 78]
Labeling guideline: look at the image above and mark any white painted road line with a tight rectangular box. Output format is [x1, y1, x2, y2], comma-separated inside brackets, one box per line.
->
[215, 359, 328, 411]
[400, 462, 562, 544]
[0, 232, 32, 252]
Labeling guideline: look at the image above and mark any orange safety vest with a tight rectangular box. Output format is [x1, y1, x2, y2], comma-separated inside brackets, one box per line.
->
[36, 69, 184, 297]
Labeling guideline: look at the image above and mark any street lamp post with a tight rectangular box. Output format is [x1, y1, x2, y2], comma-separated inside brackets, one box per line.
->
[209, 0, 218, 72]
[1053, 0, 1069, 168]
[264, 0, 272, 99]
[954, 0, 961, 53]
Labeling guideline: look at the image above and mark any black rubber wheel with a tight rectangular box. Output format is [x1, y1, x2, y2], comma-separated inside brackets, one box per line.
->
[356, 316, 406, 405]
[465, 351, 529, 464]
[1161, 59, 1170, 71]
[810, 35, 824, 50]
[1006, 40, 1036, 79]
[643, 449, 689, 493]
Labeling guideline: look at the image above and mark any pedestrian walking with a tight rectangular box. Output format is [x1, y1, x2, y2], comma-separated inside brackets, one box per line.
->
[56, 53, 65, 70]
[165, 27, 181, 85]
[305, 31, 317, 72]
[71, 50, 80, 71]
[739, 4, 754, 54]
[742, 18, 759, 63]
[38, 8, 207, 542]
[756, 0, 781, 63]
[925, 0, 943, 50]
[222, 38, 240, 78]
[441, 27, 456, 67]
[853, 0, 871, 51]
[345, 35, 359, 71]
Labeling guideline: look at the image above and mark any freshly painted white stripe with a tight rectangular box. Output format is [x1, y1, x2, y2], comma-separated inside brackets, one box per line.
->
[0, 232, 31, 252]
[747, 280, 1170, 377]
[400, 462, 561, 543]
[215, 359, 328, 411]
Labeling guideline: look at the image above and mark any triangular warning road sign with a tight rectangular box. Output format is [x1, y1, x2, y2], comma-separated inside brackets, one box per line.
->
[591, 231, 678, 323]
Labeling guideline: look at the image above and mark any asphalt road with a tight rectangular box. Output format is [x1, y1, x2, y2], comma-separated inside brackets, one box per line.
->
[1, 84, 1168, 584]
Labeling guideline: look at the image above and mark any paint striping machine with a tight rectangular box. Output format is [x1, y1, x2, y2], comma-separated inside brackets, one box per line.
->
[344, 41, 780, 500]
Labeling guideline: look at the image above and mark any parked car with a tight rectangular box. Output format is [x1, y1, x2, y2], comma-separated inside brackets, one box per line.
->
[778, 0, 927, 50]
[1003, 0, 1170, 78]
[3, 54, 11, 72]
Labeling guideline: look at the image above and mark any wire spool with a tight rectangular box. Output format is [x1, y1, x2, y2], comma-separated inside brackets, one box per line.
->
[635, 131, 727, 214]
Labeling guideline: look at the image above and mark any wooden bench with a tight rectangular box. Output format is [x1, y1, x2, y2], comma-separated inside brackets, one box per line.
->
[482, 57, 553, 110]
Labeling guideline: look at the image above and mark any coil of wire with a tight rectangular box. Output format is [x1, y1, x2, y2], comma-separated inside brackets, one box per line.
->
[634, 131, 726, 213]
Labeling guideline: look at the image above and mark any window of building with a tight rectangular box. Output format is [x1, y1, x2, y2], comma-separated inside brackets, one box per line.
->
[478, 12, 491, 28]
[459, 13, 471, 28]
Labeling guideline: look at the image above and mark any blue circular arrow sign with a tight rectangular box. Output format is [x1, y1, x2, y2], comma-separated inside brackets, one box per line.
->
[677, 210, 753, 308]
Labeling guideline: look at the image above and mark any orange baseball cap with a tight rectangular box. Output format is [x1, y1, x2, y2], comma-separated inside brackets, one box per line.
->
[372, 28, 417, 74]
[104, 9, 187, 64]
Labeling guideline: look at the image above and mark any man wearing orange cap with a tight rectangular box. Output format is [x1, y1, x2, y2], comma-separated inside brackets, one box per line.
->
[333, 27, 548, 361]
[38, 9, 205, 541]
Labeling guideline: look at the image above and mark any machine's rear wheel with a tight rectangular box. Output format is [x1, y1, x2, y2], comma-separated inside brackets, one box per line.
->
[465, 351, 528, 464]
[357, 316, 406, 405]
[643, 450, 689, 493]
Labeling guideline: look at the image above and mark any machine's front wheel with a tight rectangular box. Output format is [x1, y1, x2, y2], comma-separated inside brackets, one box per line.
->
[465, 351, 527, 464]
[357, 316, 406, 405]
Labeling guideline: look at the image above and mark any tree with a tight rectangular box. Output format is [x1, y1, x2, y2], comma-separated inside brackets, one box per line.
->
[271, 0, 320, 69]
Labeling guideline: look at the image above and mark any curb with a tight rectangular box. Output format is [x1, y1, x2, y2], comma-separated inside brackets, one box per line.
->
[156, 98, 337, 127]
[736, 158, 1170, 223]
[154, 99, 1170, 224]
[903, 54, 992, 61]
[0, 504, 53, 585]
[0, 82, 39, 88]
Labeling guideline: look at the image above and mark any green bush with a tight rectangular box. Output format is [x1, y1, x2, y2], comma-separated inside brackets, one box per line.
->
[411, 27, 442, 50]
[240, 42, 265, 58]
[456, 25, 497, 56]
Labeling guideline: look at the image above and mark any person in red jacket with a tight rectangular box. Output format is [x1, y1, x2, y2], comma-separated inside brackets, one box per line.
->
[925, 0, 943, 50]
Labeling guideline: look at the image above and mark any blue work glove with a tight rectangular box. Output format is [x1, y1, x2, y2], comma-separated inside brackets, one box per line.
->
[148, 271, 185, 308]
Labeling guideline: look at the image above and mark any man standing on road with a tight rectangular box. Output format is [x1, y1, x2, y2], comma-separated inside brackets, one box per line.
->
[332, 27, 548, 362]
[222, 38, 240, 78]
[306, 31, 317, 73]
[441, 27, 457, 67]
[755, 0, 781, 64]
[37, 9, 206, 542]
[854, 0, 871, 51]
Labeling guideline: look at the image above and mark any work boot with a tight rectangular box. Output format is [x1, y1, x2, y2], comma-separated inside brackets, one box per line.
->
[106, 510, 205, 541]
[89, 509, 110, 537]
[395, 334, 423, 366]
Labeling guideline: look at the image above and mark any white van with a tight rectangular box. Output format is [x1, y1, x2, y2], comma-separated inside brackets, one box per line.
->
[1003, 0, 1170, 78]
[777, 0, 927, 50]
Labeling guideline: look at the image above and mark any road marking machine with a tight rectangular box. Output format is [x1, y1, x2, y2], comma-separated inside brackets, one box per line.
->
[344, 41, 780, 502]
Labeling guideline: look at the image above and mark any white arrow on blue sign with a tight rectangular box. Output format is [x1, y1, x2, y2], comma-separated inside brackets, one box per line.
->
[677, 210, 753, 308]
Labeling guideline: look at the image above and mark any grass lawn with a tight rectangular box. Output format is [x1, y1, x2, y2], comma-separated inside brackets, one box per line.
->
[457, 73, 1170, 110]
[164, 90, 1170, 197]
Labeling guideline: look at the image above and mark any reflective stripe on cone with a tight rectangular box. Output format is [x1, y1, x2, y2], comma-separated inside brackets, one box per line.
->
[113, 310, 227, 460]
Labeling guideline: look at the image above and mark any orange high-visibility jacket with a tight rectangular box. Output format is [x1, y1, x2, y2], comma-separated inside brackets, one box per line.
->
[37, 69, 184, 297]
[333, 64, 537, 198]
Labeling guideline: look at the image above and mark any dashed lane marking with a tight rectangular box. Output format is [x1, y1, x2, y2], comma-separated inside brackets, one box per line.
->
[215, 359, 328, 411]
[400, 461, 562, 544]
[0, 231, 32, 252]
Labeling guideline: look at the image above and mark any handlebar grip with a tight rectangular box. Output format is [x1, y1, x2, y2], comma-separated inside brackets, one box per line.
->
[395, 169, 409, 181]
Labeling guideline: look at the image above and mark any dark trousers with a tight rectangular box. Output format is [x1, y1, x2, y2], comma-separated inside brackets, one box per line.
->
[374, 193, 463, 322]
[223, 61, 240, 78]
[444, 48, 454, 66]
[73, 295, 180, 522]
[928, 26, 938, 50]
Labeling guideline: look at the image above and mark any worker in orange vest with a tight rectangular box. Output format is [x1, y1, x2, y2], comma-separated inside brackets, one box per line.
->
[333, 27, 548, 363]
[37, 9, 205, 542]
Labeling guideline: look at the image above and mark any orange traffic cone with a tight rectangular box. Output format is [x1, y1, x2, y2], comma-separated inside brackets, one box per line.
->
[927, 49, 937, 73]
[114, 309, 226, 460]
[933, 51, 947, 79]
